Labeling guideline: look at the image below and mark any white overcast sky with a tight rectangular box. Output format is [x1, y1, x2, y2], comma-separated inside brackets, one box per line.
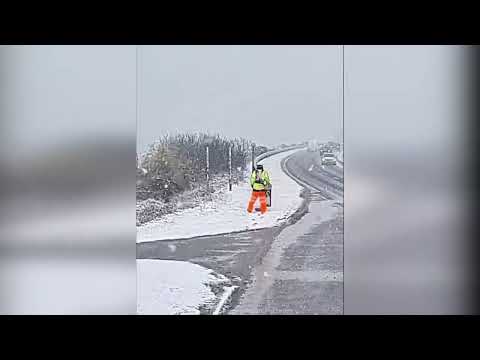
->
[137, 45, 343, 151]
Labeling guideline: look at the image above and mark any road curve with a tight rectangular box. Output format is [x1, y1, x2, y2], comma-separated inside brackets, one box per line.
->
[137, 148, 343, 314]
[282, 150, 343, 201]
[231, 149, 343, 314]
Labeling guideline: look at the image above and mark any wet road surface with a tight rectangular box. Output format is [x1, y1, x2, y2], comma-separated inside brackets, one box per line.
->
[137, 149, 343, 314]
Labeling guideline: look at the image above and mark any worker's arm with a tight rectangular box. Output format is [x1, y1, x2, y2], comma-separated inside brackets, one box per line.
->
[264, 171, 271, 186]
[250, 172, 255, 188]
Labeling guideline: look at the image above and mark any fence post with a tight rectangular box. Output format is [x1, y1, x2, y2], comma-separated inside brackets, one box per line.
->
[251, 144, 255, 172]
[228, 145, 232, 191]
[206, 145, 209, 191]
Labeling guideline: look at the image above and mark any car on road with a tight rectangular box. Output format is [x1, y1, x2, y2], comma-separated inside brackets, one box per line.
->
[321, 153, 337, 166]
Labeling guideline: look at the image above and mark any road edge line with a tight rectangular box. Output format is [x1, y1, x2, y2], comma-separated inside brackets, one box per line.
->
[213, 285, 239, 315]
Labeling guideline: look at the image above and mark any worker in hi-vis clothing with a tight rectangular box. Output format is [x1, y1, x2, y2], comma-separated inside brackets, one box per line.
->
[247, 164, 271, 214]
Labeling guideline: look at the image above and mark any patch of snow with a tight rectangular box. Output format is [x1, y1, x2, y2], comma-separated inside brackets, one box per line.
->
[137, 259, 231, 315]
[137, 149, 303, 242]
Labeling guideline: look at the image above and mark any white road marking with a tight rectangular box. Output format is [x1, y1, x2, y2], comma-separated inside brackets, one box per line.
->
[213, 285, 238, 315]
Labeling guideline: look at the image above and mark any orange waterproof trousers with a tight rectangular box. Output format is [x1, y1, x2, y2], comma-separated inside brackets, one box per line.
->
[247, 191, 267, 214]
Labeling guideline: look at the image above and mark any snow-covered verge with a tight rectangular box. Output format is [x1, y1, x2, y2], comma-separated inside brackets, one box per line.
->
[136, 198, 176, 226]
[137, 259, 236, 315]
[137, 149, 304, 242]
[136, 175, 233, 226]
[255, 145, 305, 163]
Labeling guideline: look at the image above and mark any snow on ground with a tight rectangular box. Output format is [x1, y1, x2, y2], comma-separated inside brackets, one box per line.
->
[137, 149, 303, 242]
[137, 259, 234, 315]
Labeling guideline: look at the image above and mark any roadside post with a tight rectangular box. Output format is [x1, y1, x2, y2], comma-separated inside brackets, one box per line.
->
[205, 135, 215, 193]
[251, 144, 255, 172]
[206, 145, 209, 191]
[228, 145, 232, 191]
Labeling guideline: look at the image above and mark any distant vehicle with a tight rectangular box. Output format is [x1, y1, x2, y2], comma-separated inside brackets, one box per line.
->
[321, 152, 337, 165]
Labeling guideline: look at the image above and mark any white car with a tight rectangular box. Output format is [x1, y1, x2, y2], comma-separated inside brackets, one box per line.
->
[321, 153, 337, 165]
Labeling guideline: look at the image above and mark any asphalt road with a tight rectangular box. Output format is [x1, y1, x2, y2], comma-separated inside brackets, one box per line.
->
[282, 150, 343, 199]
[136, 149, 343, 314]
[231, 150, 343, 314]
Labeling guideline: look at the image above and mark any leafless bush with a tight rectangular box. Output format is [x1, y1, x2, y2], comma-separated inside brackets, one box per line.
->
[136, 133, 268, 202]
